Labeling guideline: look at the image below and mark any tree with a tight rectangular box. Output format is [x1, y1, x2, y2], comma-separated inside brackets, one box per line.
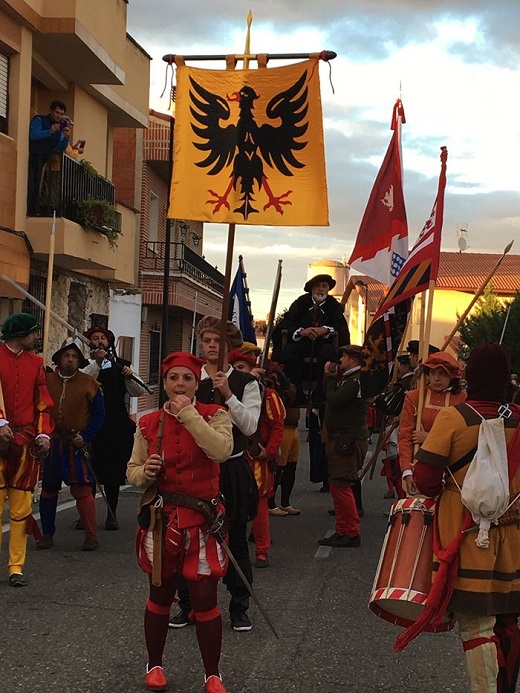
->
[458, 288, 520, 374]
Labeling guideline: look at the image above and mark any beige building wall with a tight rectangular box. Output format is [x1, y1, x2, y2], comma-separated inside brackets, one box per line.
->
[408, 287, 510, 352]
[0, 0, 150, 319]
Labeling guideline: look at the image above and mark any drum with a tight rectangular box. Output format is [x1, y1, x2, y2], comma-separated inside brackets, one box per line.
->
[369, 497, 453, 632]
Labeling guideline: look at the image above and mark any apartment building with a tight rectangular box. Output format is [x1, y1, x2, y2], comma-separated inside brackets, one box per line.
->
[0, 0, 150, 399]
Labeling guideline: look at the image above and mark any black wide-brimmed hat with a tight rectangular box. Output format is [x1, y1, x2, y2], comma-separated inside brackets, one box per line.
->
[304, 274, 336, 293]
[52, 337, 89, 369]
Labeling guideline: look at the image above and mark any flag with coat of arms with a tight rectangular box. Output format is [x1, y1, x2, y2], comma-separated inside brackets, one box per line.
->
[360, 147, 448, 398]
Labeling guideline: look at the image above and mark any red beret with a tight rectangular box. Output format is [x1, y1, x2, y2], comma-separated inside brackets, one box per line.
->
[161, 351, 204, 379]
[228, 349, 256, 368]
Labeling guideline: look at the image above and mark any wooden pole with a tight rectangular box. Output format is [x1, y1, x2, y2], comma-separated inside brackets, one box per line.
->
[216, 13, 253, 374]
[440, 239, 514, 351]
[42, 212, 56, 362]
[217, 223, 236, 373]
[163, 50, 337, 64]
[413, 279, 436, 465]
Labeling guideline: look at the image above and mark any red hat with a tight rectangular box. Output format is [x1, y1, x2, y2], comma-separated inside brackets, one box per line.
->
[228, 349, 256, 368]
[422, 351, 462, 379]
[161, 352, 204, 379]
[84, 326, 115, 345]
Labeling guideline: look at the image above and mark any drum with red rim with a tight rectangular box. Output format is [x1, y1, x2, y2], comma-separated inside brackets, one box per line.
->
[369, 497, 453, 632]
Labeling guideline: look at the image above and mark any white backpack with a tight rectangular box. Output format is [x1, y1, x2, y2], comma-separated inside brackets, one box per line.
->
[452, 405, 510, 549]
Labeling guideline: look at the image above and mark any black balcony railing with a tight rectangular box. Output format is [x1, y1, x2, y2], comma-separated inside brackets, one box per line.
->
[143, 241, 224, 294]
[28, 152, 121, 231]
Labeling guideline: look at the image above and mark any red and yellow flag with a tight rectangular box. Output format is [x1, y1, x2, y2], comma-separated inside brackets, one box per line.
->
[168, 59, 329, 226]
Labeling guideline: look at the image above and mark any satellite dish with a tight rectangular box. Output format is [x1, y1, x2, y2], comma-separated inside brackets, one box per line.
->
[458, 236, 468, 251]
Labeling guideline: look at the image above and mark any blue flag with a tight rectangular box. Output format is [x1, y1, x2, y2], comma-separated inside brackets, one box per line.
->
[229, 261, 256, 344]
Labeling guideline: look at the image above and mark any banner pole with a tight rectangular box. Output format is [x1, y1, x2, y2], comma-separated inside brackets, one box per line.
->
[42, 212, 56, 362]
[163, 51, 337, 65]
[216, 13, 252, 375]
[217, 223, 236, 376]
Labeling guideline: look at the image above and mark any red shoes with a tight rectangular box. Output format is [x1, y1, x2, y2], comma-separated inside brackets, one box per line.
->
[145, 666, 168, 691]
[205, 674, 228, 693]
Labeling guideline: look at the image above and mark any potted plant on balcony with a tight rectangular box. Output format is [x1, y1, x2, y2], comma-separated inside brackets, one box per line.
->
[74, 196, 119, 247]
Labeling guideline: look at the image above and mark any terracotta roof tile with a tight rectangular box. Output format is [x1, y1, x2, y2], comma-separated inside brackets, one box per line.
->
[355, 252, 520, 299]
[436, 252, 520, 295]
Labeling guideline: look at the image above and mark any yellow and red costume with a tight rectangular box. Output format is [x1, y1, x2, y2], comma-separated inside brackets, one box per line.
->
[128, 401, 233, 582]
[0, 343, 54, 576]
[127, 351, 234, 693]
[248, 387, 285, 560]
[395, 344, 520, 693]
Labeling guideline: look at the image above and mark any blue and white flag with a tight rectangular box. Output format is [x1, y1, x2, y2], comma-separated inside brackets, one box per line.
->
[228, 260, 256, 344]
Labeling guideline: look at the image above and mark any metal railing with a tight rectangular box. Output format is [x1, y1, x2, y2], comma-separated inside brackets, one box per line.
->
[143, 241, 224, 294]
[28, 152, 121, 231]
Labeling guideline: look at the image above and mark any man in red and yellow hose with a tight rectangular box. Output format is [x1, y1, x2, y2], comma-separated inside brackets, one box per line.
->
[0, 313, 54, 587]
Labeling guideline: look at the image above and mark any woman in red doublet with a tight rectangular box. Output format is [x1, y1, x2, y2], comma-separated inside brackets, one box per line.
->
[127, 352, 233, 693]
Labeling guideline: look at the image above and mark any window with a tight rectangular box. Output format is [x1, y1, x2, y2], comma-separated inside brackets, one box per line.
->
[148, 329, 161, 385]
[89, 313, 109, 330]
[0, 53, 8, 135]
[117, 335, 134, 363]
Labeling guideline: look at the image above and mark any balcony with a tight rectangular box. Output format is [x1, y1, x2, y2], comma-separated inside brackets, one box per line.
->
[143, 242, 225, 295]
[28, 152, 121, 228]
[25, 153, 136, 284]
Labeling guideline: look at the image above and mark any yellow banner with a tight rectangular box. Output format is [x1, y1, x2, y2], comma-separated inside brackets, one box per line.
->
[168, 59, 329, 226]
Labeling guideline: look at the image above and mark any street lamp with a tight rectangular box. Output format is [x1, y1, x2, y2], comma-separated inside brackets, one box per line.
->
[178, 220, 189, 240]
[354, 280, 369, 341]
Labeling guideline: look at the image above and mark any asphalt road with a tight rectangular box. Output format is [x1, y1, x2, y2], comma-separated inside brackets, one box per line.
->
[1, 425, 469, 693]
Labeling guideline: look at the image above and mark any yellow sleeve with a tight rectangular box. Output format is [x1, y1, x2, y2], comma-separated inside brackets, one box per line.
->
[176, 406, 233, 462]
[126, 426, 154, 488]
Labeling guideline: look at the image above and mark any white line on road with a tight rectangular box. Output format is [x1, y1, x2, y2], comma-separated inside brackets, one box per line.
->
[1, 484, 132, 534]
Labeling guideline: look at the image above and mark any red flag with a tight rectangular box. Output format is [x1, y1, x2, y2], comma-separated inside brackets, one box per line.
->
[348, 99, 408, 286]
[372, 147, 448, 322]
[360, 147, 448, 397]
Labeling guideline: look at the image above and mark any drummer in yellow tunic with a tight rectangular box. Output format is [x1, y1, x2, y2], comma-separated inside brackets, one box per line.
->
[412, 343, 520, 693]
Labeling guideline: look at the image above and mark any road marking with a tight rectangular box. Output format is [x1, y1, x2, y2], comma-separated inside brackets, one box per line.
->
[314, 529, 334, 558]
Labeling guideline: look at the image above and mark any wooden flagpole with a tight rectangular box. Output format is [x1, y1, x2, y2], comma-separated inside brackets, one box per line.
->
[42, 212, 56, 362]
[216, 12, 253, 372]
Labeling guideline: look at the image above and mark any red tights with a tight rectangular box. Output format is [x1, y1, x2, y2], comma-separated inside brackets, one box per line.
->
[145, 574, 222, 677]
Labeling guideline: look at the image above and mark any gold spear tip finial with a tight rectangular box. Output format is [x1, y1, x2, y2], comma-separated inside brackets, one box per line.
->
[247, 10, 253, 25]
[504, 240, 514, 254]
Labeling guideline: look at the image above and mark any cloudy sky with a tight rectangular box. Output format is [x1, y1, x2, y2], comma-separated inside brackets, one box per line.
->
[127, 0, 520, 317]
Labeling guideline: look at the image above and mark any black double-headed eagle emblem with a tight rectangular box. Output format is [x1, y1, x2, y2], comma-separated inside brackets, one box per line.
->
[189, 69, 309, 220]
